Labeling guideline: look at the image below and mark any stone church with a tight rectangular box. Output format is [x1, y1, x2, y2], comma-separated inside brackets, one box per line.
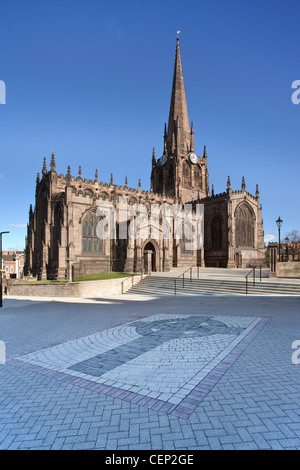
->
[24, 38, 265, 280]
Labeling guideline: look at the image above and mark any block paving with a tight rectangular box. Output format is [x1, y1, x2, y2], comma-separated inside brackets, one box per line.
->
[0, 294, 300, 450]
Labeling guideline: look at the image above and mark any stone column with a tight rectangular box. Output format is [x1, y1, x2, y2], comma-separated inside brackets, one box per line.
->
[268, 242, 278, 278]
[144, 250, 152, 274]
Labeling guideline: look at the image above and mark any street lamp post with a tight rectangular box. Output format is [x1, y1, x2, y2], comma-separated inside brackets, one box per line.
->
[276, 217, 283, 262]
[0, 231, 10, 308]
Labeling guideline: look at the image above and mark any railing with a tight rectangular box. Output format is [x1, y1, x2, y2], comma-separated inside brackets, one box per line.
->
[245, 265, 262, 294]
[174, 265, 200, 295]
[121, 270, 146, 294]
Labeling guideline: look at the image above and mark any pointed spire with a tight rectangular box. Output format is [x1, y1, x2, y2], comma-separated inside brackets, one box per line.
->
[36, 172, 40, 184]
[124, 176, 128, 188]
[42, 157, 47, 175]
[66, 165, 71, 178]
[166, 38, 190, 157]
[50, 151, 56, 172]
[256, 184, 259, 197]
[138, 178, 141, 189]
[78, 166, 82, 178]
[203, 145, 207, 159]
[241, 176, 246, 191]
[94, 169, 98, 182]
[211, 184, 214, 197]
[110, 173, 113, 185]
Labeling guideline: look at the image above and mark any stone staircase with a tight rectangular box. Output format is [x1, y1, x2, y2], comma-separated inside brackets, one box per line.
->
[124, 268, 300, 297]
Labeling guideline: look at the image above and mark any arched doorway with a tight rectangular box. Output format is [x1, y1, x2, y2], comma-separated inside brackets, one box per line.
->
[235, 252, 242, 268]
[144, 241, 156, 272]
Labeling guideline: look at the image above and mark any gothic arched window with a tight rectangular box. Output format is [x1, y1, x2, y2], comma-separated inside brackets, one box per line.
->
[158, 170, 163, 189]
[194, 166, 202, 189]
[211, 215, 222, 249]
[82, 212, 103, 253]
[183, 162, 190, 185]
[235, 203, 255, 248]
[168, 165, 174, 187]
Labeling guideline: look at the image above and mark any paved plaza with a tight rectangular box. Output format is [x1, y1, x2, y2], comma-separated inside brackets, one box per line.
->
[0, 292, 300, 450]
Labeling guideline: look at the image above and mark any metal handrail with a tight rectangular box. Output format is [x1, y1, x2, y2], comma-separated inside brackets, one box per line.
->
[121, 270, 145, 294]
[245, 265, 262, 294]
[174, 265, 200, 295]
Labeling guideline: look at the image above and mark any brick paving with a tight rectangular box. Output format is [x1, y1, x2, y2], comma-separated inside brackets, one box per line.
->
[0, 294, 300, 450]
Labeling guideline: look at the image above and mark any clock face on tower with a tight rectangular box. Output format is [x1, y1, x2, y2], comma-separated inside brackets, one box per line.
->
[189, 153, 197, 164]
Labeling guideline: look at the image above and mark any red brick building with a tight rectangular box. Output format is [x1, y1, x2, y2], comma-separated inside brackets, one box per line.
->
[2, 251, 25, 279]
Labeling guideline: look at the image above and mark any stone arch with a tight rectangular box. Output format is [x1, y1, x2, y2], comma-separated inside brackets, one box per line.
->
[235, 202, 255, 248]
[211, 214, 223, 249]
[142, 238, 160, 272]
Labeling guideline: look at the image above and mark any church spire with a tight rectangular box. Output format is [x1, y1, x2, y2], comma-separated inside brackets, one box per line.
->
[166, 38, 190, 157]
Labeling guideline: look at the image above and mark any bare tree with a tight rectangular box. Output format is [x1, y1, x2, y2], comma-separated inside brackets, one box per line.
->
[285, 230, 300, 261]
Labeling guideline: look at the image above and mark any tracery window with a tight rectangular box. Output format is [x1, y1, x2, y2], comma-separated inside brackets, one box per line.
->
[82, 212, 103, 253]
[183, 162, 190, 185]
[168, 165, 174, 187]
[235, 203, 255, 248]
[211, 215, 222, 249]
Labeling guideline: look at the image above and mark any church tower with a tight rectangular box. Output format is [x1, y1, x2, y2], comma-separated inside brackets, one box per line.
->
[151, 38, 210, 203]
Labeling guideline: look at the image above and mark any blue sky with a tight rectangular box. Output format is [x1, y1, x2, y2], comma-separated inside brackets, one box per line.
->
[0, 0, 300, 250]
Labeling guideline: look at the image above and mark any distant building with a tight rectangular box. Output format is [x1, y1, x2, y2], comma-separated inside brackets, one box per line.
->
[2, 251, 24, 279]
[24, 39, 265, 280]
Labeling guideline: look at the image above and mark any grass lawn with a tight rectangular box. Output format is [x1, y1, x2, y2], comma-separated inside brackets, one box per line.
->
[74, 272, 131, 282]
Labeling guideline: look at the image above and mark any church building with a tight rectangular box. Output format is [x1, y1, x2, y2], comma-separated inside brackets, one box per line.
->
[24, 39, 265, 280]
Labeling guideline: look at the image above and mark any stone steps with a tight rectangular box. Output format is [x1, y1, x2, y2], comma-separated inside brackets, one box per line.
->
[125, 275, 300, 297]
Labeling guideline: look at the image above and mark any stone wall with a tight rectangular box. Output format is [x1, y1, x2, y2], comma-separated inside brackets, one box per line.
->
[6, 275, 144, 298]
[277, 262, 300, 278]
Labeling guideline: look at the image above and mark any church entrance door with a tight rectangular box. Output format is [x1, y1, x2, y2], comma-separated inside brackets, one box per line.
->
[143, 242, 156, 273]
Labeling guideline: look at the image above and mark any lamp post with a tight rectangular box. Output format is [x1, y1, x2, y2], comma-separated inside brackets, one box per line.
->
[276, 217, 283, 262]
[0, 231, 10, 308]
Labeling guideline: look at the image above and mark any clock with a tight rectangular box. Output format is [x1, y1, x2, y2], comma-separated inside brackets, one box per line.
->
[189, 153, 198, 164]
[159, 154, 167, 166]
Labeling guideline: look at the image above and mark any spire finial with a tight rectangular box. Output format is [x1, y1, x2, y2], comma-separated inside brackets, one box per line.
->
[78, 166, 82, 178]
[152, 147, 156, 165]
[125, 176, 128, 187]
[256, 184, 259, 197]
[242, 176, 246, 191]
[203, 145, 207, 159]
[42, 157, 47, 175]
[110, 173, 113, 185]
[50, 151, 56, 172]
[211, 184, 214, 197]
[66, 165, 71, 178]
[227, 175, 231, 189]
[94, 169, 98, 182]
[138, 178, 141, 189]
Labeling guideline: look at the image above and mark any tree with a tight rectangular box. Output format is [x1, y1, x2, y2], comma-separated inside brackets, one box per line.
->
[285, 230, 300, 261]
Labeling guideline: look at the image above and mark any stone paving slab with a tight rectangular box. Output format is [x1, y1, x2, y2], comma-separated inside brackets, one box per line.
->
[0, 295, 300, 450]
[10, 314, 269, 419]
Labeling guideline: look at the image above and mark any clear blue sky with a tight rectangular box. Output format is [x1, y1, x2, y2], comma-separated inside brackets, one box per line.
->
[0, 0, 300, 250]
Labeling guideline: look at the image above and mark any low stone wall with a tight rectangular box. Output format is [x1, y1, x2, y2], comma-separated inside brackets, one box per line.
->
[6, 275, 144, 298]
[277, 261, 300, 278]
